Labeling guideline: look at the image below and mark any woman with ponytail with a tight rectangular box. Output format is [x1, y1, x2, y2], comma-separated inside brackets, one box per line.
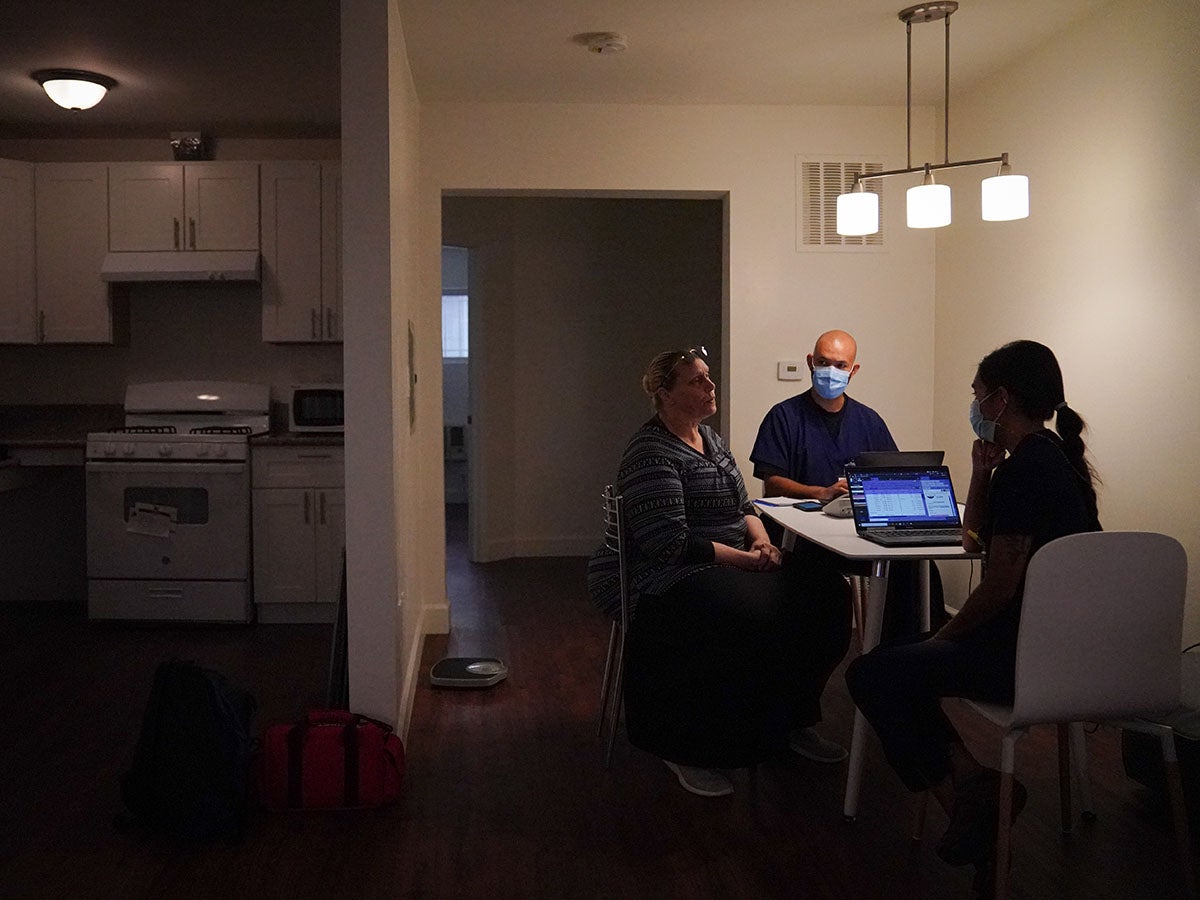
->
[846, 340, 1100, 888]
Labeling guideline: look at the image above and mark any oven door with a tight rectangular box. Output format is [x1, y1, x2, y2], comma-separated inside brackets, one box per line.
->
[86, 461, 250, 581]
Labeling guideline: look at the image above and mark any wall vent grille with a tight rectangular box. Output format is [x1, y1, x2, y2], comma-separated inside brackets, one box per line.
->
[797, 158, 884, 250]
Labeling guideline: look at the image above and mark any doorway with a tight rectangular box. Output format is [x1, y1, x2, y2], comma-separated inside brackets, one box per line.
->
[441, 194, 727, 564]
[441, 246, 471, 563]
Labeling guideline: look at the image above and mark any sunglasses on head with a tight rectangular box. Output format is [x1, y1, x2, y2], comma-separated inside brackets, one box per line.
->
[664, 345, 710, 387]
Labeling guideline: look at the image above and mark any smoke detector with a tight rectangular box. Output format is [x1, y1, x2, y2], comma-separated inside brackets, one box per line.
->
[575, 32, 628, 54]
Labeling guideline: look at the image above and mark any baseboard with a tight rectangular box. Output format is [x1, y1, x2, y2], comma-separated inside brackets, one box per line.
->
[477, 535, 594, 561]
[396, 601, 444, 741]
[423, 599, 450, 634]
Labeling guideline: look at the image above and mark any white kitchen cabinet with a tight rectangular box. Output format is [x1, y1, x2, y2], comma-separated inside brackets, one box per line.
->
[0, 159, 36, 343]
[109, 162, 259, 252]
[252, 445, 344, 622]
[32, 163, 112, 344]
[260, 161, 341, 342]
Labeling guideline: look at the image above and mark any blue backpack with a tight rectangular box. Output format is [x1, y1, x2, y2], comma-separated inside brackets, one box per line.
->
[121, 660, 256, 841]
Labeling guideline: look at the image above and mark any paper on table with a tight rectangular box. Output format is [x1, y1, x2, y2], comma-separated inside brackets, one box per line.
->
[753, 497, 796, 507]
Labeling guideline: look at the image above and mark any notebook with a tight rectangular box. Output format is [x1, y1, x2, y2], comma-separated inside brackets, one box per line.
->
[847, 465, 963, 547]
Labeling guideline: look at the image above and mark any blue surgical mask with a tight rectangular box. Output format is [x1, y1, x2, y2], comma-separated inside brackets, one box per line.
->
[812, 366, 851, 400]
[969, 390, 1002, 443]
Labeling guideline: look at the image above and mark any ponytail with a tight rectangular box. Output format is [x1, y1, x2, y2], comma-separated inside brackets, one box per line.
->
[1054, 402, 1099, 524]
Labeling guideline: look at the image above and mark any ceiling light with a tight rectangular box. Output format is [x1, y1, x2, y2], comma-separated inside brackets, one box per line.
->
[31, 68, 117, 110]
[907, 166, 951, 228]
[836, 3, 1030, 236]
[573, 32, 629, 54]
[836, 182, 880, 236]
[981, 159, 1030, 221]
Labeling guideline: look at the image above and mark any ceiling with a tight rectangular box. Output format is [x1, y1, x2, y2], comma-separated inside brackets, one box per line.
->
[1, 0, 1113, 141]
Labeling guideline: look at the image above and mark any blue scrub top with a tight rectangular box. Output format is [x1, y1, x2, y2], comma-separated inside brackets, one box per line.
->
[750, 390, 896, 488]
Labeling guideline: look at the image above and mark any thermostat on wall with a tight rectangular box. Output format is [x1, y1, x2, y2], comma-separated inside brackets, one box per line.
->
[778, 360, 805, 381]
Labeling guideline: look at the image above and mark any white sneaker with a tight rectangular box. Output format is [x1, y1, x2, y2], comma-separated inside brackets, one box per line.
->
[663, 760, 734, 797]
[789, 727, 848, 764]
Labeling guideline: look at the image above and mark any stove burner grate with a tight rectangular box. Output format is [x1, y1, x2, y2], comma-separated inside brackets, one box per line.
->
[189, 425, 253, 435]
[115, 425, 178, 434]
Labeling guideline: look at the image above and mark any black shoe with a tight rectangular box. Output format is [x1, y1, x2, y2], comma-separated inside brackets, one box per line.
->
[970, 856, 995, 898]
[937, 768, 1028, 867]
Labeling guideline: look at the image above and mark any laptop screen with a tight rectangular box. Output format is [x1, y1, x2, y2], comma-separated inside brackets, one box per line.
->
[851, 449, 945, 468]
[847, 466, 962, 531]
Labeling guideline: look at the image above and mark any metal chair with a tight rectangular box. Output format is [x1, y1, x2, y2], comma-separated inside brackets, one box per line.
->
[596, 484, 631, 768]
[915, 531, 1195, 898]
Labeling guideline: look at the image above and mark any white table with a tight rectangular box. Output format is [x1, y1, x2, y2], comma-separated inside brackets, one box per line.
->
[756, 501, 981, 819]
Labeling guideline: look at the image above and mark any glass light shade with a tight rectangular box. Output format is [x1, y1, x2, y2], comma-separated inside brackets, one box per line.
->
[981, 173, 1029, 221]
[906, 183, 952, 229]
[836, 190, 879, 236]
[41, 78, 109, 110]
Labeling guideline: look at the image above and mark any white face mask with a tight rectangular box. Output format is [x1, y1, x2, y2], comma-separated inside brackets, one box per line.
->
[968, 389, 1002, 443]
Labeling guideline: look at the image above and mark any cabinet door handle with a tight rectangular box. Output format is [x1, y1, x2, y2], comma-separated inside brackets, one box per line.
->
[188, 218, 197, 249]
[311, 308, 318, 339]
[173, 218, 180, 250]
[325, 307, 334, 339]
[303, 492, 311, 525]
[38, 310, 46, 343]
[319, 492, 327, 525]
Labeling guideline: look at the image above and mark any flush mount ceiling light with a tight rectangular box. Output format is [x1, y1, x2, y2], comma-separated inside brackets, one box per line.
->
[836, 2, 1029, 236]
[31, 68, 117, 110]
[573, 32, 629, 54]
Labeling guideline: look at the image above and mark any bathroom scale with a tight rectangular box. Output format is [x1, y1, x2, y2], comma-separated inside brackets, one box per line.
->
[429, 657, 509, 688]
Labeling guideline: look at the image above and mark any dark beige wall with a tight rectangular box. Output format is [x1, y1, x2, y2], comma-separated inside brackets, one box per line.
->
[442, 195, 723, 559]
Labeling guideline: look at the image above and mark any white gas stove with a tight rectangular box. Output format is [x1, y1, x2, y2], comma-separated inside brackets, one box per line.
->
[86, 381, 270, 462]
[85, 381, 270, 623]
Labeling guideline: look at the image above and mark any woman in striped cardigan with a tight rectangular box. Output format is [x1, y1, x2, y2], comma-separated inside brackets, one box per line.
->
[588, 348, 852, 797]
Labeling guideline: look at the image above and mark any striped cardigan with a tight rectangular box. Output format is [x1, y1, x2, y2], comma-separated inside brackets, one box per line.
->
[587, 416, 757, 620]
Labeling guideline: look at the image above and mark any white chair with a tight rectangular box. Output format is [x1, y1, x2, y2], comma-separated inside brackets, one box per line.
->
[921, 531, 1195, 898]
[596, 484, 631, 768]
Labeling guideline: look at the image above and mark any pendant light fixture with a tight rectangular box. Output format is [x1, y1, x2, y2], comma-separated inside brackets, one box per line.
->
[31, 69, 117, 111]
[836, 2, 1029, 236]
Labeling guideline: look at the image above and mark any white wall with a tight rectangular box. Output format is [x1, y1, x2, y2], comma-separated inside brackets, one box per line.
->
[389, 0, 447, 733]
[340, 1, 434, 734]
[422, 103, 941, 562]
[932, 0, 1200, 640]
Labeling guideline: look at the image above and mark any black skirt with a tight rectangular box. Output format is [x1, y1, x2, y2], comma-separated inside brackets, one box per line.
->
[623, 556, 851, 769]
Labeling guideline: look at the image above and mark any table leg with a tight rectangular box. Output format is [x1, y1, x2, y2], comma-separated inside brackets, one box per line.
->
[844, 559, 890, 820]
[918, 560, 931, 632]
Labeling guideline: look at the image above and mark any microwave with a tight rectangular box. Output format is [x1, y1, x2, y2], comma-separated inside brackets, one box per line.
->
[288, 384, 344, 433]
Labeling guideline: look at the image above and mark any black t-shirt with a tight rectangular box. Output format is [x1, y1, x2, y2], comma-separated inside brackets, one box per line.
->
[812, 394, 844, 442]
[980, 429, 1100, 645]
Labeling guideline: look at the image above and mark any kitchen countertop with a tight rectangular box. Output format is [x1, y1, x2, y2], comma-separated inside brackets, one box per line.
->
[0, 407, 342, 467]
[0, 405, 124, 450]
[251, 429, 344, 448]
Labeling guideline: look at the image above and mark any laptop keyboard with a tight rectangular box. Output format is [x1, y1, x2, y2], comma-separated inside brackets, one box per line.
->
[865, 529, 962, 546]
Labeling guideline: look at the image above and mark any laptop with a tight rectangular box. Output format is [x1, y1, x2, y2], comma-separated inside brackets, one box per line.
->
[850, 449, 944, 468]
[847, 465, 963, 547]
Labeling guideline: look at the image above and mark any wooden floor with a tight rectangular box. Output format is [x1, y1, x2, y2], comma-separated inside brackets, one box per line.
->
[0, 504, 1191, 899]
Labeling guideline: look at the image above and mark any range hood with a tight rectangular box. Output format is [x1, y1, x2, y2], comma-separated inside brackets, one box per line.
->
[101, 251, 260, 283]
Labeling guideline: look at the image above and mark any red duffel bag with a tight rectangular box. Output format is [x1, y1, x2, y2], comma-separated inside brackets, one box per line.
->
[256, 710, 405, 810]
